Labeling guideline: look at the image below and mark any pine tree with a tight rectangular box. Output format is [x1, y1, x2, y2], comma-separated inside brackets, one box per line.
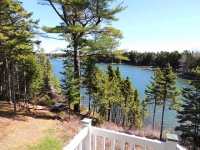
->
[175, 66, 200, 147]
[0, 0, 38, 113]
[91, 67, 109, 118]
[61, 56, 81, 114]
[81, 55, 98, 112]
[145, 68, 162, 130]
[121, 77, 135, 126]
[113, 67, 124, 124]
[140, 99, 149, 127]
[127, 89, 142, 128]
[158, 63, 180, 141]
[107, 65, 116, 121]
[39, 0, 125, 112]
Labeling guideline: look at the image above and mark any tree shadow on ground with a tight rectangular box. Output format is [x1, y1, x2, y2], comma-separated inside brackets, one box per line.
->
[0, 101, 62, 121]
[0, 101, 97, 123]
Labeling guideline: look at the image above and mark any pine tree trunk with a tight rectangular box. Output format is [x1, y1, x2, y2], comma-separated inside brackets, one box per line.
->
[5, 55, 12, 104]
[2, 64, 6, 99]
[16, 63, 20, 107]
[89, 92, 91, 111]
[160, 99, 166, 141]
[0, 66, 5, 96]
[122, 97, 127, 126]
[12, 61, 16, 115]
[23, 67, 28, 107]
[108, 101, 111, 121]
[153, 100, 157, 130]
[73, 42, 80, 113]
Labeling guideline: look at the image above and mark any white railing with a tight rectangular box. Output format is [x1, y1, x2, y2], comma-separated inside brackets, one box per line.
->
[63, 118, 186, 150]
[63, 127, 88, 150]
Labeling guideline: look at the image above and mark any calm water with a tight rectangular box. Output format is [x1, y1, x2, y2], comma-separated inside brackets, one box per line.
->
[51, 59, 191, 131]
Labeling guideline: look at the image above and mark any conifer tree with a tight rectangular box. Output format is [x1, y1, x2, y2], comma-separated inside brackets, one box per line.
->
[145, 68, 162, 130]
[61, 55, 80, 114]
[81, 55, 98, 112]
[127, 89, 142, 128]
[121, 77, 134, 126]
[113, 67, 124, 124]
[175, 67, 200, 147]
[92, 67, 109, 118]
[91, 67, 103, 115]
[158, 63, 180, 140]
[39, 0, 125, 112]
[107, 65, 116, 121]
[0, 0, 38, 113]
[140, 99, 148, 127]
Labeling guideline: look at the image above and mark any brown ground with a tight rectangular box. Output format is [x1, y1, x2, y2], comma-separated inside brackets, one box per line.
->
[0, 101, 189, 150]
[0, 101, 82, 150]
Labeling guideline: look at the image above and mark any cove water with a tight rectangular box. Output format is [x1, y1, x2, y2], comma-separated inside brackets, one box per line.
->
[51, 59, 192, 132]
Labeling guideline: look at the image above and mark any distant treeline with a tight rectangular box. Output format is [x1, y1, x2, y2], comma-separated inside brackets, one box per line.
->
[49, 50, 200, 73]
[96, 50, 200, 72]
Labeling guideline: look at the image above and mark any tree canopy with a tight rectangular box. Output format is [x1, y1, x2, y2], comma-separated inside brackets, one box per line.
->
[39, 0, 125, 112]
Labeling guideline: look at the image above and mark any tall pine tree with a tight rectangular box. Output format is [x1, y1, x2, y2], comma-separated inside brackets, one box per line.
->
[39, 0, 125, 112]
[145, 68, 162, 130]
[158, 63, 180, 140]
[176, 66, 200, 147]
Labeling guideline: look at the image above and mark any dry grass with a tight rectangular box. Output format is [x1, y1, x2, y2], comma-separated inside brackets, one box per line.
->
[0, 101, 82, 150]
[0, 116, 62, 150]
[0, 101, 189, 150]
[61, 115, 83, 146]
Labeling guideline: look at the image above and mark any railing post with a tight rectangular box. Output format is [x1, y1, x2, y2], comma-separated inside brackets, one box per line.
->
[82, 118, 92, 150]
[166, 133, 178, 150]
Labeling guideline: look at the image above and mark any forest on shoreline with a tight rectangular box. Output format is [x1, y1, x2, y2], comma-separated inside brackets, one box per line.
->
[1, 0, 200, 149]
[50, 50, 200, 75]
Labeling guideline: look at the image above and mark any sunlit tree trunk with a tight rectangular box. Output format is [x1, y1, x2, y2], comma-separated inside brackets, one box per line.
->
[5, 55, 12, 104]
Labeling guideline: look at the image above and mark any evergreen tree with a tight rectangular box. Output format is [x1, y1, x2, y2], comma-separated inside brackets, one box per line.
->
[175, 67, 200, 147]
[121, 77, 135, 126]
[140, 99, 148, 127]
[113, 67, 125, 124]
[107, 65, 116, 121]
[37, 53, 52, 95]
[39, 0, 125, 112]
[0, 0, 38, 113]
[81, 55, 98, 112]
[158, 63, 180, 140]
[127, 89, 142, 128]
[61, 56, 80, 114]
[145, 68, 162, 130]
[92, 67, 109, 118]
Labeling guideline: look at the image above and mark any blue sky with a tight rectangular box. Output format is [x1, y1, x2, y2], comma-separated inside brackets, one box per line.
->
[21, 0, 200, 53]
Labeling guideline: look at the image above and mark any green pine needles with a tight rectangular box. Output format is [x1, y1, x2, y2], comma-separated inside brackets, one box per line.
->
[176, 66, 200, 147]
[39, 0, 126, 112]
[89, 65, 144, 128]
[145, 63, 180, 141]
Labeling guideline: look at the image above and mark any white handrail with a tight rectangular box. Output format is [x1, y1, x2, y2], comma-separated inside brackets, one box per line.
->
[63, 118, 186, 150]
[177, 144, 186, 150]
[63, 127, 88, 150]
[90, 127, 166, 150]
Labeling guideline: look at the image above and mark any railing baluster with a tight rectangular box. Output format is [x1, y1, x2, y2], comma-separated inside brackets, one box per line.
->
[133, 144, 136, 150]
[111, 139, 115, 150]
[64, 118, 185, 150]
[102, 137, 105, 150]
[129, 143, 132, 150]
[93, 135, 96, 150]
[121, 141, 125, 150]
[79, 142, 82, 150]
